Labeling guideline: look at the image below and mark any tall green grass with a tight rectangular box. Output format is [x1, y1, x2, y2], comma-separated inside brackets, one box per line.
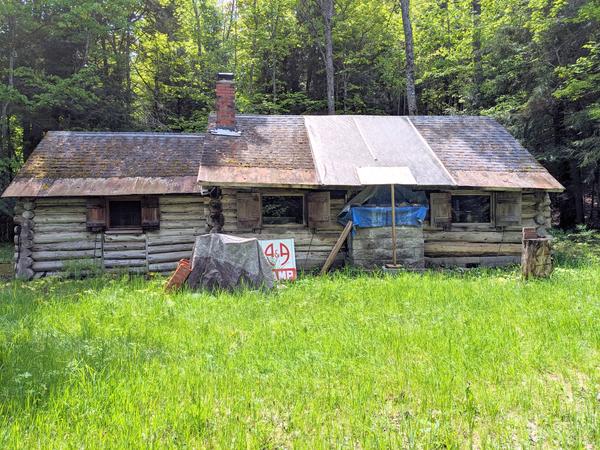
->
[0, 265, 598, 447]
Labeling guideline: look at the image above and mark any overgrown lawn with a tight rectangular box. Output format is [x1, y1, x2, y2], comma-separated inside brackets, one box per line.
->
[0, 263, 598, 447]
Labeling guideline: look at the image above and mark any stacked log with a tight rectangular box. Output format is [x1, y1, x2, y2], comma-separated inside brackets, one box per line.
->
[103, 233, 145, 270]
[220, 188, 347, 270]
[532, 192, 552, 236]
[30, 198, 101, 275]
[522, 234, 553, 279]
[146, 195, 206, 273]
[14, 199, 35, 280]
[424, 190, 552, 268]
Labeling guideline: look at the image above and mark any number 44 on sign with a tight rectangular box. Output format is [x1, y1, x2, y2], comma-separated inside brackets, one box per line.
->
[259, 238, 297, 281]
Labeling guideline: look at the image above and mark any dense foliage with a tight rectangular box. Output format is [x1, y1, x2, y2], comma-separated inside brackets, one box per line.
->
[0, 0, 599, 226]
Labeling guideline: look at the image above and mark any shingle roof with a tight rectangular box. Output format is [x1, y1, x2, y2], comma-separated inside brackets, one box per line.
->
[18, 131, 204, 179]
[3, 114, 563, 197]
[410, 116, 543, 172]
[3, 131, 205, 197]
[198, 115, 318, 186]
[409, 116, 562, 189]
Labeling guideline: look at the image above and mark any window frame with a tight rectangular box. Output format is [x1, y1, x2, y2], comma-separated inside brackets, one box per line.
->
[106, 197, 144, 232]
[260, 193, 307, 228]
[450, 192, 494, 226]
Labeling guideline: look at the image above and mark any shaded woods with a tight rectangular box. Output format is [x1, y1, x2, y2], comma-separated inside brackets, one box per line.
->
[0, 0, 598, 230]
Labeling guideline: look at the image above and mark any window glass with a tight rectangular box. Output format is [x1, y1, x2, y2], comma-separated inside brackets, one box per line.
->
[109, 201, 142, 228]
[451, 195, 491, 223]
[262, 196, 304, 225]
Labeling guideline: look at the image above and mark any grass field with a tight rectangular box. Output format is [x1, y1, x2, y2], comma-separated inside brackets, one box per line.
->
[0, 238, 599, 448]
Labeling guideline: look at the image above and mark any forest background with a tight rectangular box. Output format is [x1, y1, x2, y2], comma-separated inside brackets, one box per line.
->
[0, 0, 598, 232]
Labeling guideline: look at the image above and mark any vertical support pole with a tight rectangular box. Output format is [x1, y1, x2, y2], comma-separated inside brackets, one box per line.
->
[391, 184, 397, 266]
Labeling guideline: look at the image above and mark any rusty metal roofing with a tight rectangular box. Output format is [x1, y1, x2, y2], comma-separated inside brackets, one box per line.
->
[3, 131, 205, 197]
[304, 116, 455, 186]
[410, 116, 563, 190]
[198, 115, 318, 186]
[2, 176, 202, 197]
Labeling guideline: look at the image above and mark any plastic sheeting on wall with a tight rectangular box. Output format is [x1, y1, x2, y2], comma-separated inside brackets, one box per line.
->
[337, 185, 428, 229]
[339, 205, 428, 229]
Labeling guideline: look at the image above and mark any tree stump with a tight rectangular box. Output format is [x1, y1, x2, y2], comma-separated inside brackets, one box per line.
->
[522, 228, 553, 279]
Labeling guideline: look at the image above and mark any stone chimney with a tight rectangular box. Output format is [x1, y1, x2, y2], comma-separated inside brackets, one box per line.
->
[215, 72, 236, 130]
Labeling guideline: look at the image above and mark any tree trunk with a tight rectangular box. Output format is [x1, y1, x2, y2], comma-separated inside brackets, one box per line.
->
[569, 160, 585, 224]
[593, 165, 600, 228]
[321, 0, 335, 114]
[191, 0, 203, 56]
[471, 0, 482, 110]
[400, 0, 417, 115]
[1, 14, 16, 188]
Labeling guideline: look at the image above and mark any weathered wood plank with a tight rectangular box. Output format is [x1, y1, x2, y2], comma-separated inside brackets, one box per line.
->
[149, 261, 179, 272]
[147, 251, 192, 264]
[103, 241, 146, 251]
[103, 233, 146, 242]
[424, 231, 522, 243]
[160, 204, 205, 214]
[425, 256, 520, 268]
[160, 196, 205, 205]
[36, 198, 86, 207]
[33, 214, 86, 224]
[32, 249, 100, 261]
[102, 250, 147, 260]
[33, 241, 102, 252]
[34, 232, 95, 244]
[146, 229, 200, 239]
[35, 206, 87, 215]
[160, 222, 204, 231]
[146, 235, 197, 246]
[103, 259, 147, 268]
[147, 243, 194, 254]
[34, 223, 87, 233]
[424, 242, 521, 256]
[320, 220, 353, 275]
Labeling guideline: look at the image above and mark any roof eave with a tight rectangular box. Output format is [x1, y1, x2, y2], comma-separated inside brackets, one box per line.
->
[2, 176, 204, 198]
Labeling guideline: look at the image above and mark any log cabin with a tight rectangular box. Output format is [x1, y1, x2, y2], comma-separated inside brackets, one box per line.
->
[3, 73, 563, 280]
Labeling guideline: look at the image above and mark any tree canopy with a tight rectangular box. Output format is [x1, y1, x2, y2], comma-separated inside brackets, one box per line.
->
[0, 0, 598, 227]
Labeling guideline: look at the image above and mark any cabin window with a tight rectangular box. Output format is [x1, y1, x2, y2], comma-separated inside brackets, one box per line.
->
[262, 195, 304, 225]
[108, 200, 142, 228]
[451, 195, 491, 224]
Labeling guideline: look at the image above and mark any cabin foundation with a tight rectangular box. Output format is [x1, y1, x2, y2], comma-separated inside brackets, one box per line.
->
[348, 226, 424, 269]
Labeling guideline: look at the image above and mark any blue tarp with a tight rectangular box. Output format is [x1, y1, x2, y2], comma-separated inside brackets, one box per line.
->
[339, 205, 428, 229]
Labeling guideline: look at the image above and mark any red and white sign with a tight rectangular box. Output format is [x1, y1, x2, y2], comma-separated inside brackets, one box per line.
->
[259, 238, 297, 281]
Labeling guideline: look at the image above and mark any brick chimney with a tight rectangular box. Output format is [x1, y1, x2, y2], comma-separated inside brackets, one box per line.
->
[215, 72, 236, 130]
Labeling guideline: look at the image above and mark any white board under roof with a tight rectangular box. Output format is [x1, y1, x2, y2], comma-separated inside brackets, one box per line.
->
[356, 167, 416, 185]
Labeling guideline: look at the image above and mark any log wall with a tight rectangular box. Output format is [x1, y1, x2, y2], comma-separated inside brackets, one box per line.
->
[220, 188, 347, 270]
[12, 189, 554, 278]
[14, 195, 206, 279]
[146, 195, 206, 273]
[424, 190, 552, 268]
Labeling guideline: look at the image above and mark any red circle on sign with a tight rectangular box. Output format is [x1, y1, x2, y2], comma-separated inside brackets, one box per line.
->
[279, 243, 290, 266]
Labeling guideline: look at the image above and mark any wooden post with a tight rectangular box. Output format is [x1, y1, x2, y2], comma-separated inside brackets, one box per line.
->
[391, 184, 397, 266]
